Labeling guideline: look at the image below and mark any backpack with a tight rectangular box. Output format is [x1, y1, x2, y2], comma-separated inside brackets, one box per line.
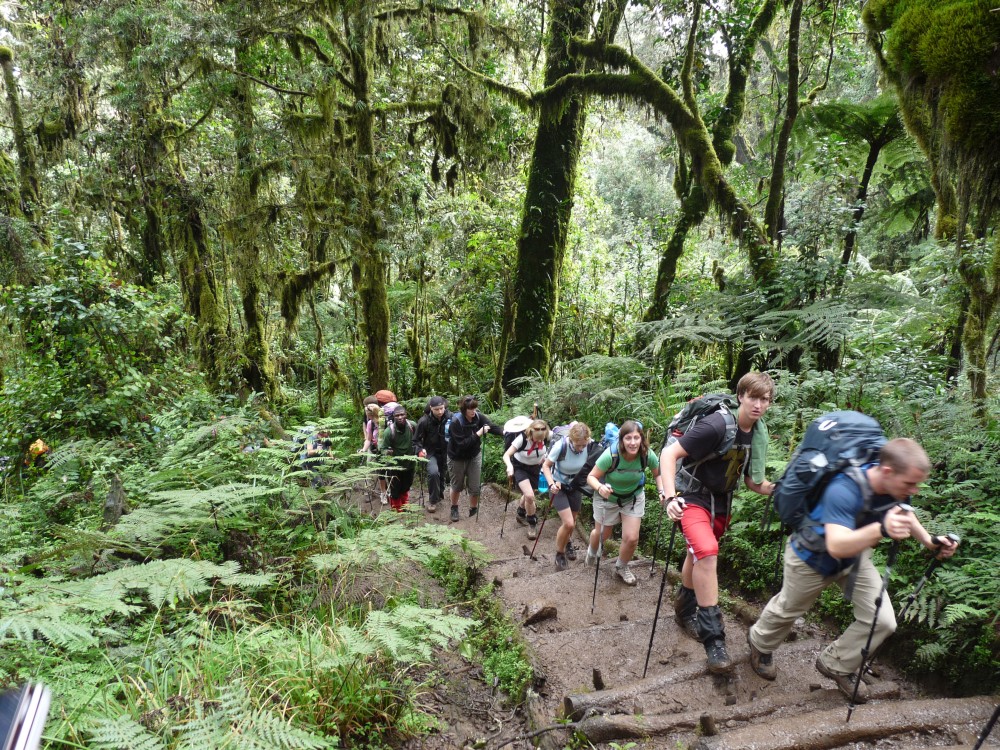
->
[662, 393, 740, 495]
[772, 410, 886, 536]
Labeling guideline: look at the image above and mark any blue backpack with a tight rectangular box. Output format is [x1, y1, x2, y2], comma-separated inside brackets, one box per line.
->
[773, 411, 886, 533]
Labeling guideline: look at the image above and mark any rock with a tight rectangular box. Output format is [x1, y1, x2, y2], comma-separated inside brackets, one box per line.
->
[809, 683, 822, 691]
[511, 571, 519, 578]
[725, 696, 737, 706]
[725, 719, 737, 728]
[619, 613, 628, 622]
[523, 600, 557, 625]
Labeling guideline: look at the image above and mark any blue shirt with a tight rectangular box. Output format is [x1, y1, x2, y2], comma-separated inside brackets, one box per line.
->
[792, 466, 889, 576]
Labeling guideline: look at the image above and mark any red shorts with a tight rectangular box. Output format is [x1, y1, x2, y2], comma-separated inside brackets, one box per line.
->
[680, 504, 729, 561]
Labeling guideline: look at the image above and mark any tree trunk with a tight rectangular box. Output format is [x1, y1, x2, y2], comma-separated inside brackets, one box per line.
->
[347, 10, 391, 391]
[502, 0, 626, 390]
[232, 41, 279, 401]
[0, 47, 43, 228]
[644, 184, 708, 321]
[763, 0, 804, 244]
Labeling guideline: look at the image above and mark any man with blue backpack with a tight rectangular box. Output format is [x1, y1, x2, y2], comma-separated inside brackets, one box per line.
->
[414, 396, 451, 513]
[660, 372, 776, 673]
[747, 435, 958, 702]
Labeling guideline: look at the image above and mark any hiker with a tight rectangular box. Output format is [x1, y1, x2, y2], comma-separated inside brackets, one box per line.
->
[360, 401, 388, 504]
[503, 419, 552, 541]
[447, 396, 502, 522]
[661, 372, 776, 673]
[585, 420, 664, 586]
[747, 438, 958, 701]
[379, 404, 417, 511]
[414, 396, 451, 513]
[541, 421, 592, 571]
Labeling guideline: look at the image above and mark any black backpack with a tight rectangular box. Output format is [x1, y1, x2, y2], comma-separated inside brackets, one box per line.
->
[662, 393, 740, 495]
[773, 410, 886, 536]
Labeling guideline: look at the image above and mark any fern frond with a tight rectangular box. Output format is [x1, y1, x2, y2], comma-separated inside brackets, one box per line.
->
[309, 519, 474, 570]
[86, 716, 168, 750]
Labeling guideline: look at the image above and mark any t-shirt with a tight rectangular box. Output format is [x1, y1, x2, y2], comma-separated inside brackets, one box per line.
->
[509, 433, 548, 467]
[676, 410, 754, 511]
[595, 448, 660, 500]
[547, 439, 589, 483]
[380, 420, 415, 456]
[792, 466, 888, 576]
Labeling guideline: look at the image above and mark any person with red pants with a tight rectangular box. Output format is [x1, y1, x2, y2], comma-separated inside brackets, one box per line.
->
[660, 372, 776, 673]
[380, 406, 417, 511]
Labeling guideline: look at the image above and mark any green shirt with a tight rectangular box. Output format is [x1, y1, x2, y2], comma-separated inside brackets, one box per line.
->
[736, 407, 769, 485]
[595, 448, 660, 498]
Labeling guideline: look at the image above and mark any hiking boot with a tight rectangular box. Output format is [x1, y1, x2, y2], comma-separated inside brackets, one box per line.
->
[516, 506, 527, 526]
[554, 552, 568, 571]
[704, 638, 734, 674]
[674, 586, 700, 640]
[585, 547, 601, 567]
[615, 562, 637, 586]
[468, 506, 478, 518]
[526, 515, 538, 540]
[450, 505, 459, 523]
[747, 631, 776, 680]
[564, 541, 577, 561]
[426, 502, 437, 513]
[816, 657, 867, 703]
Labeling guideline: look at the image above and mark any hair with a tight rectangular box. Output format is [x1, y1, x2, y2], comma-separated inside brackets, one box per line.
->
[737, 371, 776, 401]
[524, 419, 551, 443]
[460, 395, 479, 412]
[617, 420, 648, 458]
[568, 421, 591, 444]
[878, 438, 930, 474]
[393, 405, 408, 418]
[363, 395, 378, 407]
[364, 403, 381, 420]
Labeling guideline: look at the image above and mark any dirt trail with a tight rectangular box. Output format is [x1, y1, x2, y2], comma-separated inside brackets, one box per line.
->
[365, 482, 998, 750]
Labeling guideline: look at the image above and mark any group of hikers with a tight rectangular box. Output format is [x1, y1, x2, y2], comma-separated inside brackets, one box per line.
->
[356, 373, 959, 702]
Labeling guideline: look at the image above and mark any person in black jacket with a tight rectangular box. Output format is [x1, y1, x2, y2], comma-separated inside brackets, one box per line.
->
[414, 396, 451, 513]
[447, 395, 502, 523]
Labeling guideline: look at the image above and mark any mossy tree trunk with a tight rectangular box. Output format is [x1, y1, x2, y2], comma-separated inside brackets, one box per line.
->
[502, 0, 626, 390]
[231, 40, 279, 401]
[0, 47, 43, 229]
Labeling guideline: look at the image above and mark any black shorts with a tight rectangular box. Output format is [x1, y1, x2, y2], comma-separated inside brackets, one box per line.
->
[513, 461, 541, 489]
[551, 486, 582, 513]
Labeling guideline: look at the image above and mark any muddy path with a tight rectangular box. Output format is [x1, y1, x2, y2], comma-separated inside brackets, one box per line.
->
[360, 482, 998, 750]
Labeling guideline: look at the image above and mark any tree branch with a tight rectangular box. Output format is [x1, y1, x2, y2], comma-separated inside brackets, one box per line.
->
[446, 47, 534, 110]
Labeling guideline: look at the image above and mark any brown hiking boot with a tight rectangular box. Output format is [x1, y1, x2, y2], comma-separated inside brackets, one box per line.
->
[816, 657, 867, 703]
[747, 631, 776, 680]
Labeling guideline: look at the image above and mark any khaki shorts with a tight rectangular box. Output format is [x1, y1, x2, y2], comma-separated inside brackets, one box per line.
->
[592, 491, 646, 527]
[448, 453, 483, 495]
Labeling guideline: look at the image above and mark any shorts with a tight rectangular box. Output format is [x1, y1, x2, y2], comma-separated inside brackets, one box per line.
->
[551, 486, 582, 513]
[680, 503, 730, 561]
[449, 453, 483, 496]
[592, 491, 645, 527]
[513, 461, 541, 490]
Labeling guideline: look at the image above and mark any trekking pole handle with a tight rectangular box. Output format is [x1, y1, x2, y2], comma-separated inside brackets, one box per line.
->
[932, 532, 961, 546]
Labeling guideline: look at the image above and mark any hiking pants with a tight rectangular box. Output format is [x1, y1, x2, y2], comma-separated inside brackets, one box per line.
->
[426, 453, 445, 503]
[750, 541, 897, 675]
[388, 464, 415, 501]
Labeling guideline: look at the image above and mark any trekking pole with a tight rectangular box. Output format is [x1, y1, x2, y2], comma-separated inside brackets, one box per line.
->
[591, 521, 604, 614]
[972, 703, 1000, 750]
[864, 532, 960, 677]
[846, 537, 901, 722]
[648, 497, 667, 578]
[643, 522, 678, 678]
[528, 491, 553, 560]
[500, 476, 513, 538]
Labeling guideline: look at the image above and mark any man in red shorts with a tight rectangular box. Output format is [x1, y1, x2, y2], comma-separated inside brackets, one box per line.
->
[660, 372, 776, 673]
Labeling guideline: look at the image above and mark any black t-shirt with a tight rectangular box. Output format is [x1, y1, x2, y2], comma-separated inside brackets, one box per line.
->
[677, 411, 753, 512]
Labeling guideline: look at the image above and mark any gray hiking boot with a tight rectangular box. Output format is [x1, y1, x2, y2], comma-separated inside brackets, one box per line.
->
[816, 657, 867, 703]
[584, 546, 600, 567]
[564, 541, 577, 561]
[615, 562, 637, 586]
[704, 637, 734, 674]
[450, 505, 459, 522]
[554, 552, 568, 571]
[526, 515, 538, 540]
[426, 502, 437, 513]
[747, 631, 776, 680]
